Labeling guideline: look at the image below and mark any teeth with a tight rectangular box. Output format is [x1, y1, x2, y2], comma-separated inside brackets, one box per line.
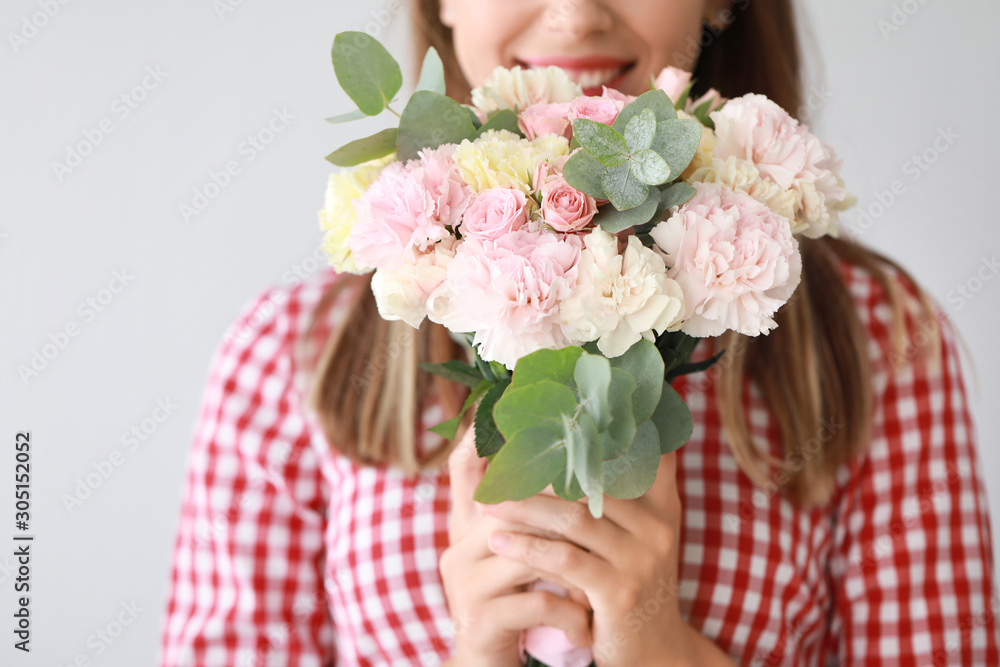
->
[568, 67, 622, 90]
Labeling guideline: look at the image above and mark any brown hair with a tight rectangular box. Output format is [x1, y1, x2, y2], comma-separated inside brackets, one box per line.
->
[304, 0, 939, 506]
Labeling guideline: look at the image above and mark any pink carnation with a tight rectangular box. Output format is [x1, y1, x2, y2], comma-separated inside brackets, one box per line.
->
[710, 93, 815, 190]
[653, 66, 692, 104]
[349, 145, 471, 271]
[430, 230, 582, 368]
[650, 181, 801, 337]
[568, 95, 624, 127]
[460, 187, 529, 240]
[519, 102, 573, 140]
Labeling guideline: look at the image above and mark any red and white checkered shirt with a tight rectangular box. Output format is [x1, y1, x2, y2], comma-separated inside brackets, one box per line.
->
[160, 258, 1000, 666]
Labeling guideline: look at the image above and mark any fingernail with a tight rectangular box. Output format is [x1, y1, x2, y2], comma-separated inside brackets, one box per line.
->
[489, 532, 510, 550]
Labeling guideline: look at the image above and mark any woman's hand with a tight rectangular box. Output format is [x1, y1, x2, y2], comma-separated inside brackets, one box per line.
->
[439, 425, 595, 667]
[479, 451, 698, 667]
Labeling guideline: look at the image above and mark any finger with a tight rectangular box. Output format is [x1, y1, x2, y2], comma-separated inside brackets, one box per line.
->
[480, 494, 623, 558]
[488, 530, 613, 602]
[472, 555, 589, 607]
[486, 590, 593, 649]
[446, 425, 486, 540]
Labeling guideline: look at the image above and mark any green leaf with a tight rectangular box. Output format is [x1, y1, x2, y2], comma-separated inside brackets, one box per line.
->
[474, 379, 510, 458]
[666, 349, 726, 383]
[428, 379, 491, 440]
[565, 411, 604, 518]
[574, 353, 612, 432]
[630, 148, 672, 186]
[624, 108, 656, 152]
[551, 466, 586, 501]
[651, 381, 694, 454]
[465, 106, 483, 129]
[493, 381, 579, 439]
[608, 339, 665, 424]
[656, 181, 697, 218]
[325, 127, 398, 167]
[572, 119, 629, 167]
[474, 109, 523, 138]
[602, 163, 651, 210]
[603, 420, 660, 499]
[415, 46, 446, 95]
[650, 118, 703, 178]
[593, 187, 659, 233]
[419, 360, 485, 389]
[599, 368, 638, 460]
[474, 425, 567, 503]
[332, 31, 403, 116]
[510, 346, 584, 390]
[613, 89, 677, 135]
[325, 109, 368, 124]
[563, 150, 608, 200]
[397, 90, 477, 162]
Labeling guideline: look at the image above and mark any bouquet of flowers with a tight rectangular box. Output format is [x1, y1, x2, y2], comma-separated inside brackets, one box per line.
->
[319, 31, 854, 667]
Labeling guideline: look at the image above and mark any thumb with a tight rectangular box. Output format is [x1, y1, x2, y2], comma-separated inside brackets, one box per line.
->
[446, 424, 487, 541]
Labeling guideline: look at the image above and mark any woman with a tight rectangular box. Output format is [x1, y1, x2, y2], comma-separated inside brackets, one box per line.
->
[160, 0, 1000, 665]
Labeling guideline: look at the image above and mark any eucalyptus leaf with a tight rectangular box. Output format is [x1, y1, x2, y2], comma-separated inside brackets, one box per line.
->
[572, 119, 629, 167]
[428, 379, 491, 440]
[650, 118, 703, 178]
[593, 187, 659, 233]
[510, 346, 584, 390]
[656, 181, 697, 219]
[332, 31, 403, 116]
[419, 359, 485, 388]
[613, 89, 677, 135]
[651, 381, 694, 454]
[599, 368, 638, 460]
[602, 162, 651, 210]
[474, 109, 523, 138]
[563, 150, 608, 200]
[397, 90, 477, 161]
[551, 466, 586, 502]
[574, 353, 612, 432]
[474, 426, 567, 504]
[623, 108, 656, 152]
[629, 148, 671, 186]
[566, 411, 604, 518]
[325, 127, 398, 167]
[493, 381, 579, 439]
[608, 339, 664, 424]
[603, 420, 660, 499]
[415, 46, 446, 95]
[475, 379, 511, 458]
[325, 109, 368, 124]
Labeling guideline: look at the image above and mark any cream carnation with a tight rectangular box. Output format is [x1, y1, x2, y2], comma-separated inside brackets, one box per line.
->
[472, 65, 583, 114]
[318, 155, 394, 274]
[689, 155, 796, 223]
[650, 181, 801, 337]
[371, 237, 458, 328]
[561, 229, 684, 357]
[453, 129, 570, 195]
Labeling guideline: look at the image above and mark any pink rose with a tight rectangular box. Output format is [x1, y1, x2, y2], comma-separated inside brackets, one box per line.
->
[519, 102, 573, 140]
[568, 95, 624, 127]
[459, 187, 529, 240]
[650, 181, 801, 337]
[684, 88, 725, 115]
[430, 229, 582, 368]
[540, 174, 598, 232]
[653, 66, 692, 104]
[600, 86, 634, 104]
[710, 93, 813, 190]
[350, 145, 471, 271]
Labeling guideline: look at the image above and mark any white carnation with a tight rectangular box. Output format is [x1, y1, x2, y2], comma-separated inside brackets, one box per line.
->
[371, 238, 458, 329]
[561, 229, 684, 357]
[471, 65, 583, 115]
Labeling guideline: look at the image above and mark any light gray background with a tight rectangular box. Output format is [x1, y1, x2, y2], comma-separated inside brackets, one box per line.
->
[1, 1, 997, 664]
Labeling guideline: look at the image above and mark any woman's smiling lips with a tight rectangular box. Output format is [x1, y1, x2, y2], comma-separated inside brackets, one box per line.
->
[517, 55, 636, 95]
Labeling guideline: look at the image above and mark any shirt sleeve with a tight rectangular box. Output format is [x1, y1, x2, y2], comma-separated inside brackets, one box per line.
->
[826, 270, 1000, 665]
[159, 287, 336, 666]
